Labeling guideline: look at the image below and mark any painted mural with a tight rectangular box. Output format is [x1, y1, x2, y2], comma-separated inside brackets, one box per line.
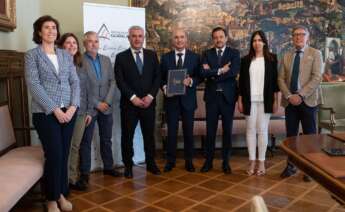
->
[138, 0, 345, 82]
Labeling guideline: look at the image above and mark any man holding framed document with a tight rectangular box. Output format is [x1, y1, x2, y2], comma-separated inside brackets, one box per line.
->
[161, 28, 201, 172]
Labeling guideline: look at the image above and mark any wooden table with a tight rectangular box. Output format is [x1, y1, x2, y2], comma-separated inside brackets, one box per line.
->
[280, 134, 345, 204]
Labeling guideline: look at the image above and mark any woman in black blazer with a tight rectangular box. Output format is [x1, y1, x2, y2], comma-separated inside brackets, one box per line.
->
[238, 30, 279, 176]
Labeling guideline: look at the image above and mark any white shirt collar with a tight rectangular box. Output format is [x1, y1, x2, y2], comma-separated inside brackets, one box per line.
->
[130, 47, 143, 54]
[175, 48, 186, 55]
[216, 46, 226, 54]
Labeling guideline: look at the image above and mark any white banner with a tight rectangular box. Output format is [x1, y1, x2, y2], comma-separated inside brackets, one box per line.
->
[83, 3, 146, 170]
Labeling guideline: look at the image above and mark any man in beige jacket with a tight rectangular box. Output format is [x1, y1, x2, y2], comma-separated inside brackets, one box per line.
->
[278, 25, 323, 179]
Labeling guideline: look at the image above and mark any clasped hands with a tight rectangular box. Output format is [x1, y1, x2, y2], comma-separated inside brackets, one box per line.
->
[131, 95, 153, 108]
[288, 94, 303, 106]
[53, 106, 76, 124]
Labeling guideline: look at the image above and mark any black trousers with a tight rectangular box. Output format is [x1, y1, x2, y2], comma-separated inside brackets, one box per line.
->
[120, 104, 156, 167]
[165, 99, 195, 164]
[33, 110, 76, 201]
[205, 92, 235, 162]
[285, 102, 317, 169]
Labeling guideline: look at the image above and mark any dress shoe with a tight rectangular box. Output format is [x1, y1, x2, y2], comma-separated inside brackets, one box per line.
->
[124, 166, 133, 179]
[69, 180, 87, 191]
[303, 175, 312, 182]
[280, 166, 297, 178]
[147, 164, 161, 175]
[185, 160, 195, 172]
[163, 163, 175, 172]
[222, 162, 232, 174]
[200, 161, 213, 173]
[103, 169, 122, 177]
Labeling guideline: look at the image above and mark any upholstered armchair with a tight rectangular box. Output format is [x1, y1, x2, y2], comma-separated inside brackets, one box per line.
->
[318, 82, 345, 133]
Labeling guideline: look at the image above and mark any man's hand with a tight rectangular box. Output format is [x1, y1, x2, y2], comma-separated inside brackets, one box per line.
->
[85, 115, 92, 126]
[288, 94, 302, 106]
[183, 76, 192, 87]
[219, 62, 231, 74]
[142, 95, 153, 108]
[273, 101, 279, 113]
[131, 96, 145, 108]
[203, 64, 210, 70]
[97, 102, 109, 113]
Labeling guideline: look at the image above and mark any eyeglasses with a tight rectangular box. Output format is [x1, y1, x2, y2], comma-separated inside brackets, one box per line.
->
[293, 33, 307, 37]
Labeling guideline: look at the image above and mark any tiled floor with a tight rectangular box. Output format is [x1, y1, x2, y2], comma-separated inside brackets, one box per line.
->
[12, 152, 345, 212]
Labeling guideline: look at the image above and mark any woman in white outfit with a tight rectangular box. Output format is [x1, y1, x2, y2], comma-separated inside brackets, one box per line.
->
[238, 30, 279, 176]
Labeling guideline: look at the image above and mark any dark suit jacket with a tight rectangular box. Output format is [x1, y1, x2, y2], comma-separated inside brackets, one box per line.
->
[200, 47, 240, 104]
[114, 48, 161, 107]
[239, 54, 279, 115]
[160, 49, 200, 111]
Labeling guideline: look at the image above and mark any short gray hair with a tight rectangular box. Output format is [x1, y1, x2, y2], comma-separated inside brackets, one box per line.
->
[128, 25, 144, 34]
[83, 31, 98, 41]
[292, 25, 310, 36]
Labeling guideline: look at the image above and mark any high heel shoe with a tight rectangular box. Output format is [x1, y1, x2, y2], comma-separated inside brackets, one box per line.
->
[246, 160, 256, 176]
[47, 201, 60, 212]
[58, 195, 73, 211]
[256, 161, 266, 176]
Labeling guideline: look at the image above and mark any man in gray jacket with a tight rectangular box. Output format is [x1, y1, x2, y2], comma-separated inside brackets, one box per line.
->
[77, 31, 121, 189]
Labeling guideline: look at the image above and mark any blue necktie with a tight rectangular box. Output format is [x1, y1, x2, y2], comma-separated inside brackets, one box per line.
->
[135, 51, 143, 74]
[290, 50, 301, 93]
[217, 49, 223, 66]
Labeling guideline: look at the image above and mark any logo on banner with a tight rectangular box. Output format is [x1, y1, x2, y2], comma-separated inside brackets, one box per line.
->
[97, 24, 111, 40]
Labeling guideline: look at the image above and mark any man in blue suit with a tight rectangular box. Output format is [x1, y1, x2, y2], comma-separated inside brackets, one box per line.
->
[200, 27, 240, 174]
[160, 28, 200, 172]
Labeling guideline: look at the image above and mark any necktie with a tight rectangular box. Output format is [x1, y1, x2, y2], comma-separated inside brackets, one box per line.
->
[135, 51, 143, 74]
[217, 49, 223, 66]
[177, 53, 183, 69]
[290, 50, 301, 93]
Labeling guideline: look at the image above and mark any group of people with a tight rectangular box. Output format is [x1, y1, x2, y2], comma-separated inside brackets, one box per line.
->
[25, 15, 322, 212]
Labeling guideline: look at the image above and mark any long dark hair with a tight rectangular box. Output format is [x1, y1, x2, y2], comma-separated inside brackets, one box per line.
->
[57, 33, 82, 67]
[248, 30, 274, 61]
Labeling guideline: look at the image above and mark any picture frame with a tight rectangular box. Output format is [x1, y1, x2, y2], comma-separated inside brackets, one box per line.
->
[0, 0, 16, 32]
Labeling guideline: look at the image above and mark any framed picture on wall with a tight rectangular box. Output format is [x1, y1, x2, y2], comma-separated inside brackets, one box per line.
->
[0, 0, 16, 32]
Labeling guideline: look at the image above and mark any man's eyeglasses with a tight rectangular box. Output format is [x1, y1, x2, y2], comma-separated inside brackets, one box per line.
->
[293, 33, 307, 37]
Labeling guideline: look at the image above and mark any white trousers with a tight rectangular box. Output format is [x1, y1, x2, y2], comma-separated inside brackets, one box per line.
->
[245, 102, 271, 161]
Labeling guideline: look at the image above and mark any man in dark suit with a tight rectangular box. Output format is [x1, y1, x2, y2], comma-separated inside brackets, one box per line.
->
[160, 28, 200, 172]
[114, 26, 161, 178]
[200, 27, 240, 174]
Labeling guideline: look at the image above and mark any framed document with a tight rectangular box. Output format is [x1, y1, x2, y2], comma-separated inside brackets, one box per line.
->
[167, 69, 187, 97]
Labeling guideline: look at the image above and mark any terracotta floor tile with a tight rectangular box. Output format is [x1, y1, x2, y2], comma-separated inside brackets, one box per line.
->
[134, 175, 167, 186]
[175, 173, 210, 185]
[186, 204, 226, 212]
[82, 189, 121, 204]
[154, 179, 191, 193]
[91, 175, 127, 187]
[286, 200, 330, 212]
[241, 177, 278, 190]
[161, 167, 186, 178]
[234, 203, 280, 212]
[130, 187, 170, 204]
[270, 183, 306, 198]
[178, 186, 216, 202]
[262, 192, 294, 208]
[284, 174, 316, 188]
[199, 179, 234, 192]
[108, 181, 146, 195]
[204, 194, 245, 211]
[85, 207, 111, 212]
[134, 206, 167, 212]
[216, 171, 249, 183]
[302, 190, 338, 207]
[154, 195, 196, 211]
[103, 197, 146, 211]
[70, 198, 95, 211]
[225, 184, 264, 200]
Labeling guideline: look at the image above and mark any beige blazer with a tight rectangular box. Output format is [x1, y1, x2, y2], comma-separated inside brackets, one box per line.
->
[278, 46, 323, 107]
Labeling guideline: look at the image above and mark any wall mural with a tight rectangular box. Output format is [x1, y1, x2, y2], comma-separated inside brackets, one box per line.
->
[136, 0, 345, 82]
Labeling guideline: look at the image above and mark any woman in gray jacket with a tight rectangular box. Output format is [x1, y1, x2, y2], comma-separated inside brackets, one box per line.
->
[25, 16, 80, 212]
